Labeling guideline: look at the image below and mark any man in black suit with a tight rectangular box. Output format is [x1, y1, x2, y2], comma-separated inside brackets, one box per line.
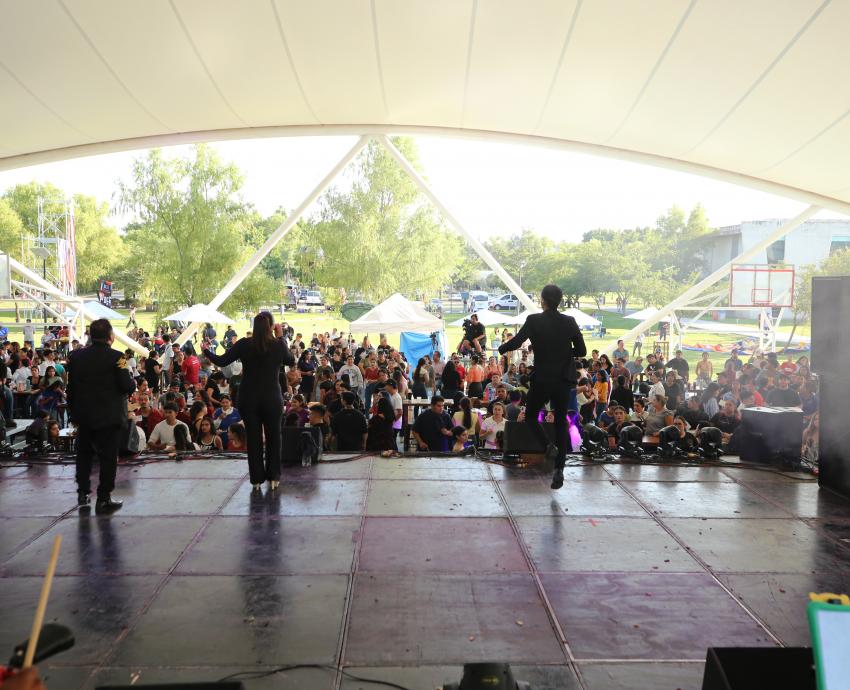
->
[67, 318, 136, 513]
[499, 285, 587, 489]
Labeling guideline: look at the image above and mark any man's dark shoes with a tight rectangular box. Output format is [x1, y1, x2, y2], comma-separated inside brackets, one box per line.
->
[77, 492, 91, 510]
[95, 497, 123, 515]
[550, 468, 564, 490]
[544, 443, 559, 463]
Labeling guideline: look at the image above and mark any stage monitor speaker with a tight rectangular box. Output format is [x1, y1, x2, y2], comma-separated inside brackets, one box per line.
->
[98, 684, 245, 690]
[281, 425, 321, 465]
[812, 275, 850, 499]
[502, 420, 555, 453]
[702, 647, 815, 690]
[738, 407, 803, 466]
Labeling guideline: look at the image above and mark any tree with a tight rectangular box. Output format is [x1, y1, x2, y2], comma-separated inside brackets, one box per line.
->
[305, 137, 462, 301]
[0, 199, 24, 260]
[484, 228, 554, 291]
[785, 248, 850, 348]
[117, 145, 277, 315]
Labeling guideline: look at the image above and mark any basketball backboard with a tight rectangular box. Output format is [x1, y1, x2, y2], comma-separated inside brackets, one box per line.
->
[729, 264, 795, 308]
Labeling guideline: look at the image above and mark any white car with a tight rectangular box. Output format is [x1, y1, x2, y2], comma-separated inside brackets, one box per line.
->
[470, 294, 490, 312]
[489, 293, 519, 310]
[304, 290, 323, 306]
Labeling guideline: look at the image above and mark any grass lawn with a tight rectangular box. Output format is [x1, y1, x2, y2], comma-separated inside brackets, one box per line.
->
[0, 299, 809, 371]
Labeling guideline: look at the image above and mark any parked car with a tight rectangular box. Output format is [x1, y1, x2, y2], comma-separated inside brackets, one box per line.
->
[470, 291, 490, 312]
[489, 293, 519, 310]
[428, 298, 444, 313]
[304, 290, 323, 306]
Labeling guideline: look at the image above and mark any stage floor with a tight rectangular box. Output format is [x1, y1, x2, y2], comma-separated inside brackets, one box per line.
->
[2, 454, 850, 690]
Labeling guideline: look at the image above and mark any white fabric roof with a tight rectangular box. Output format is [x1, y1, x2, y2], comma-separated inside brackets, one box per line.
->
[625, 307, 672, 323]
[62, 301, 123, 321]
[350, 293, 442, 334]
[163, 303, 234, 324]
[505, 307, 599, 327]
[2, 2, 850, 214]
[450, 309, 509, 327]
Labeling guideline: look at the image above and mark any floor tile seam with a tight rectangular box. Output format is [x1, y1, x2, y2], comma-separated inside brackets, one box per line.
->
[330, 456, 374, 689]
[611, 477, 785, 647]
[0, 504, 81, 565]
[487, 465, 586, 690]
[800, 518, 850, 554]
[574, 658, 707, 664]
[92, 471, 250, 674]
[720, 473, 826, 522]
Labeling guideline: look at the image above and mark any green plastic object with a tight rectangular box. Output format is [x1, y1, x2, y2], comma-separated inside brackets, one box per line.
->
[340, 301, 374, 322]
[807, 597, 850, 690]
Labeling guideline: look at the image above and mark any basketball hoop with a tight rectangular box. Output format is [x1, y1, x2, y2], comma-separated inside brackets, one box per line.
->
[730, 265, 795, 308]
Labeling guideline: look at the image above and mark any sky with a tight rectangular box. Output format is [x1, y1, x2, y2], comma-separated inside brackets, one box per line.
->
[0, 134, 834, 243]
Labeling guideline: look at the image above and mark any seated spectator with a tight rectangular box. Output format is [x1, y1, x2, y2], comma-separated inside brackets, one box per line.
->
[667, 349, 689, 381]
[767, 374, 801, 407]
[576, 377, 597, 424]
[451, 425, 471, 453]
[505, 390, 523, 421]
[647, 370, 665, 401]
[480, 402, 507, 450]
[413, 395, 453, 452]
[135, 393, 163, 438]
[663, 371, 684, 409]
[681, 395, 709, 429]
[597, 403, 616, 430]
[711, 399, 741, 435]
[625, 355, 643, 379]
[226, 422, 247, 451]
[452, 396, 481, 438]
[644, 394, 674, 435]
[487, 384, 510, 414]
[630, 398, 648, 426]
[196, 416, 223, 451]
[606, 406, 631, 446]
[798, 381, 818, 417]
[366, 396, 397, 452]
[148, 403, 192, 451]
[306, 403, 329, 454]
[212, 394, 241, 446]
[173, 423, 200, 451]
[672, 415, 699, 451]
[609, 374, 635, 412]
[331, 391, 368, 451]
[701, 383, 721, 418]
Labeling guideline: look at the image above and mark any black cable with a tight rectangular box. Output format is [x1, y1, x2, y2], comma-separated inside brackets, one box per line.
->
[217, 664, 413, 689]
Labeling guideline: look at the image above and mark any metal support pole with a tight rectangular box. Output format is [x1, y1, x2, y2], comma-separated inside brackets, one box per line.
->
[377, 135, 537, 313]
[604, 205, 821, 355]
[176, 135, 371, 346]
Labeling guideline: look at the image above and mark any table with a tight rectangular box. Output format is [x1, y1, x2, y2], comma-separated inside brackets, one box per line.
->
[401, 398, 432, 451]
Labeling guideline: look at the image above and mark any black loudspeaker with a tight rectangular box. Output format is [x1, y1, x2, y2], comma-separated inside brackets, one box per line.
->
[738, 407, 804, 466]
[502, 421, 555, 453]
[281, 426, 322, 465]
[812, 276, 850, 498]
[701, 647, 815, 690]
[98, 684, 244, 690]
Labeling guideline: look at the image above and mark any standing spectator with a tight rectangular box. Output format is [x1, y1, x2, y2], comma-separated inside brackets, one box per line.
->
[331, 391, 368, 451]
[695, 352, 713, 386]
[666, 349, 690, 381]
[612, 339, 629, 362]
[632, 332, 644, 357]
[297, 349, 317, 401]
[767, 374, 801, 407]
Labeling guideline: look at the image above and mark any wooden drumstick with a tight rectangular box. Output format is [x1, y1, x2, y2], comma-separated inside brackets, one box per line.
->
[23, 534, 62, 668]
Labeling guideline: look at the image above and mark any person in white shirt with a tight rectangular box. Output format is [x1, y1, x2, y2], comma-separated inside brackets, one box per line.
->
[22, 319, 35, 345]
[480, 402, 507, 449]
[148, 403, 191, 451]
[385, 379, 404, 431]
[338, 355, 364, 402]
[41, 328, 56, 348]
[11, 364, 31, 391]
[647, 371, 666, 401]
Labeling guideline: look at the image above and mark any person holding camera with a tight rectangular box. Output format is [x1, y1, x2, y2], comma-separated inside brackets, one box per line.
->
[459, 314, 486, 355]
[498, 285, 587, 490]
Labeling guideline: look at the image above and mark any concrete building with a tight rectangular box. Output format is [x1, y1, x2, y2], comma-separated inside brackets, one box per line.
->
[706, 218, 850, 274]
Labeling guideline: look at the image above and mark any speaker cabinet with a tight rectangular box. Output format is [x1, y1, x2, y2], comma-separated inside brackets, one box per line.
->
[503, 421, 555, 453]
[738, 407, 804, 466]
[812, 276, 850, 498]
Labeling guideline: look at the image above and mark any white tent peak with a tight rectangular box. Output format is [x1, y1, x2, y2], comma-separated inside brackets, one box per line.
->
[350, 293, 442, 334]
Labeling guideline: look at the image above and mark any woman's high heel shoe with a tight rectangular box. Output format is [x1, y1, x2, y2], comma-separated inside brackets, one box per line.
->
[269, 480, 280, 491]
[251, 483, 262, 492]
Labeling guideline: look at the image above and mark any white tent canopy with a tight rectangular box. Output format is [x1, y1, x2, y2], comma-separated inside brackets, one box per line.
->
[505, 307, 599, 328]
[62, 301, 123, 321]
[625, 307, 672, 324]
[350, 293, 442, 334]
[163, 303, 234, 325]
[450, 309, 508, 327]
[2, 2, 850, 219]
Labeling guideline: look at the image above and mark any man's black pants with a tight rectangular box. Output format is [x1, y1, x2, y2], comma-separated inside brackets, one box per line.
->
[524, 379, 573, 468]
[75, 424, 121, 499]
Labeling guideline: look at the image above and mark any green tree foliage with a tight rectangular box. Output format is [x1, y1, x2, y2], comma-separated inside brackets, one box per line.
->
[484, 228, 554, 291]
[117, 145, 277, 315]
[303, 137, 462, 301]
[0, 198, 24, 260]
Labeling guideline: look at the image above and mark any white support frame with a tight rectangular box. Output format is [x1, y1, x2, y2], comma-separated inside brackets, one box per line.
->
[174, 133, 537, 344]
[603, 205, 821, 356]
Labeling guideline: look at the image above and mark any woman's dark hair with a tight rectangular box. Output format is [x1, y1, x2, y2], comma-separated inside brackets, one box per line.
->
[252, 311, 275, 354]
[198, 415, 215, 436]
[617, 375, 626, 387]
[452, 425, 466, 438]
[459, 396, 472, 430]
[376, 396, 394, 423]
[228, 422, 246, 443]
[700, 382, 720, 404]
[414, 357, 425, 381]
[173, 423, 195, 451]
[89, 318, 112, 343]
[182, 342, 196, 356]
[190, 400, 206, 418]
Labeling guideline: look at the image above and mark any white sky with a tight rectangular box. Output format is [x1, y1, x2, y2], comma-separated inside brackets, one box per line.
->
[0, 134, 837, 242]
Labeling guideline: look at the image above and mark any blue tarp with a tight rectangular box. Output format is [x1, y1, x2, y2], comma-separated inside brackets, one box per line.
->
[399, 330, 449, 365]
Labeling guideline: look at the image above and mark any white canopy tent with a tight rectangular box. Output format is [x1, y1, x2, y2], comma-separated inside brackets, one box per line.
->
[62, 301, 124, 321]
[450, 310, 509, 328]
[349, 293, 442, 335]
[505, 308, 599, 329]
[624, 307, 672, 323]
[163, 303, 234, 325]
[1, 2, 848, 354]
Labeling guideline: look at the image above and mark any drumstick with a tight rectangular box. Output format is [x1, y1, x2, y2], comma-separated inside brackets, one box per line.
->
[23, 534, 62, 668]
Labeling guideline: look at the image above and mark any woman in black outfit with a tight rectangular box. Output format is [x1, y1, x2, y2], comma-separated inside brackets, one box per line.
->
[203, 312, 294, 491]
[440, 360, 461, 402]
[297, 350, 317, 401]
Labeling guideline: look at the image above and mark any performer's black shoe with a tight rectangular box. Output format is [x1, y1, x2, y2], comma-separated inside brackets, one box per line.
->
[550, 468, 564, 490]
[95, 497, 123, 515]
[77, 492, 91, 510]
[544, 443, 559, 463]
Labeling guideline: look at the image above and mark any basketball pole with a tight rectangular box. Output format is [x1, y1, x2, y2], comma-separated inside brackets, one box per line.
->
[603, 205, 821, 356]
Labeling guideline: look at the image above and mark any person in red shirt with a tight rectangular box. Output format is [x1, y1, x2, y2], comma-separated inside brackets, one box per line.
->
[741, 375, 764, 406]
[136, 393, 164, 438]
[451, 353, 466, 386]
[778, 353, 798, 376]
[181, 344, 201, 385]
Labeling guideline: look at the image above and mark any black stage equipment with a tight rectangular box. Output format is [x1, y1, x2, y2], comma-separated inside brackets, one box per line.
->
[98, 685, 244, 689]
[812, 275, 850, 498]
[442, 662, 531, 690]
[737, 406, 804, 467]
[657, 425, 683, 459]
[616, 424, 644, 458]
[580, 424, 608, 458]
[502, 420, 555, 453]
[699, 426, 724, 459]
[702, 647, 815, 690]
[281, 426, 322, 466]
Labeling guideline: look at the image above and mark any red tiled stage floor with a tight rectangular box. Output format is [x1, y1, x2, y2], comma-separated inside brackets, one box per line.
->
[2, 454, 849, 689]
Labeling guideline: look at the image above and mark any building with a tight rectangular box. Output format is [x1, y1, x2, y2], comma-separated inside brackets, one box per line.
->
[705, 218, 850, 274]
